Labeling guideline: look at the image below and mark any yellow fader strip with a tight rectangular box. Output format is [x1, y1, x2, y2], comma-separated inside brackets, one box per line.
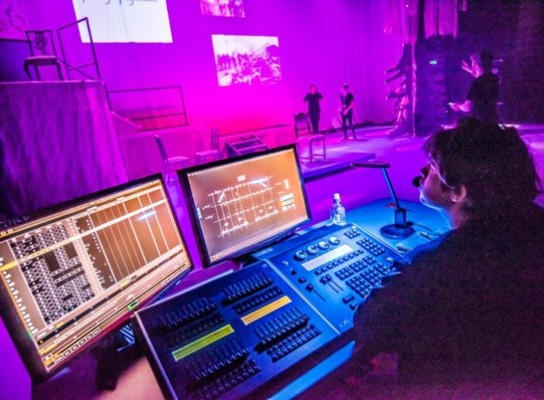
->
[172, 324, 234, 361]
[241, 296, 291, 326]
[0, 261, 17, 272]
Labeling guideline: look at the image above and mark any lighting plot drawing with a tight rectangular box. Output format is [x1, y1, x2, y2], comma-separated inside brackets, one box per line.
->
[198, 175, 297, 238]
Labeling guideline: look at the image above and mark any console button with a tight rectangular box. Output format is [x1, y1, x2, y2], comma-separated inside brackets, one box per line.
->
[318, 240, 329, 250]
[307, 245, 319, 255]
[342, 294, 355, 304]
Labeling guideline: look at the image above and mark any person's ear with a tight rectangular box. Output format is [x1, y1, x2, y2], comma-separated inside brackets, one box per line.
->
[450, 185, 467, 204]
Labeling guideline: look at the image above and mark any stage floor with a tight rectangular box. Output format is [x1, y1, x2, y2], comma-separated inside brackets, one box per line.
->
[297, 123, 544, 206]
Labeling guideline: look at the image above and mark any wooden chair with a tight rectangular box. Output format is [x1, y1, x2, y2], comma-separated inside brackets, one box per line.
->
[154, 135, 190, 185]
[24, 30, 63, 81]
[294, 112, 326, 163]
[194, 127, 222, 164]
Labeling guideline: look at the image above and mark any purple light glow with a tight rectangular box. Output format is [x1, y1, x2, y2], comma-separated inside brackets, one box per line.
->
[212, 35, 281, 87]
[20, 1, 401, 133]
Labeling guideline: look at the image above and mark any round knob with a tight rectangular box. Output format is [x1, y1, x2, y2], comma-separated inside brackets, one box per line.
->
[329, 236, 340, 245]
[318, 240, 329, 250]
[294, 250, 307, 260]
[307, 245, 318, 255]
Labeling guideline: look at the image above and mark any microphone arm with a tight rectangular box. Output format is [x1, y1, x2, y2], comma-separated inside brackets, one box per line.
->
[352, 161, 415, 239]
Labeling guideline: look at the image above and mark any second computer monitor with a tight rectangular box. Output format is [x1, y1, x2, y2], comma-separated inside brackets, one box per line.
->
[181, 145, 310, 266]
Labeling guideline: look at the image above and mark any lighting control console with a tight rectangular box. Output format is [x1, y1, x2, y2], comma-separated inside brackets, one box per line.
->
[269, 223, 402, 333]
[135, 262, 351, 400]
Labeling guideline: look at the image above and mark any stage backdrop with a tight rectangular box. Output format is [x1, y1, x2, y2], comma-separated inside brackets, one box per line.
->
[21, 0, 403, 133]
[0, 81, 127, 216]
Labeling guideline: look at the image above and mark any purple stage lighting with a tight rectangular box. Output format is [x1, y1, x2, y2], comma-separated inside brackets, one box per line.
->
[211, 35, 281, 87]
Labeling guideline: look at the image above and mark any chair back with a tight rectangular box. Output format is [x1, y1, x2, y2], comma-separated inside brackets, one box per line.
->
[26, 30, 57, 57]
[211, 127, 220, 151]
[154, 135, 168, 162]
[294, 112, 311, 138]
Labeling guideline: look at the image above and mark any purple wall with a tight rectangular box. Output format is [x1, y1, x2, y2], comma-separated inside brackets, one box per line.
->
[23, 0, 402, 133]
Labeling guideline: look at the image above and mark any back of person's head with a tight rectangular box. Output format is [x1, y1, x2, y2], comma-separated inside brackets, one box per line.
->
[479, 51, 493, 71]
[424, 118, 541, 220]
[341, 83, 349, 90]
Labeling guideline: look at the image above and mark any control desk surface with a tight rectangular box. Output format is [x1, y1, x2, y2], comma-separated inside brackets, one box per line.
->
[135, 261, 351, 400]
[266, 223, 402, 333]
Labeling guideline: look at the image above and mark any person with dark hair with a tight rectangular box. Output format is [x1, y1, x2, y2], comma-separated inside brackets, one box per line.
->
[338, 84, 356, 139]
[450, 51, 499, 124]
[303, 84, 324, 133]
[350, 119, 544, 396]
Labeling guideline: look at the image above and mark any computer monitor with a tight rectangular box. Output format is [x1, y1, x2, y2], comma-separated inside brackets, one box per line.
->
[0, 175, 193, 382]
[180, 145, 310, 266]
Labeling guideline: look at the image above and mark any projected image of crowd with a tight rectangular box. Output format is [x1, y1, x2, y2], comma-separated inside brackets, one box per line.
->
[212, 35, 281, 87]
[200, 0, 245, 18]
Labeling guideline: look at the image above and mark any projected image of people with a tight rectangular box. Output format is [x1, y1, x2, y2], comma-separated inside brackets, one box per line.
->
[212, 35, 281, 87]
[200, 0, 245, 18]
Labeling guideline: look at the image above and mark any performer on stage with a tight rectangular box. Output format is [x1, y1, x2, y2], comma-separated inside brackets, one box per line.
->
[338, 84, 356, 140]
[449, 51, 499, 124]
[303, 84, 324, 133]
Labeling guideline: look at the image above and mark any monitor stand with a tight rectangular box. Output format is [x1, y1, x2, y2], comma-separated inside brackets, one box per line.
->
[236, 253, 261, 268]
[94, 324, 137, 391]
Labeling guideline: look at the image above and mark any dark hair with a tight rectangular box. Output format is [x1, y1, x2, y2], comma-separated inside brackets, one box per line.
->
[424, 118, 541, 218]
[479, 51, 493, 71]
[341, 83, 349, 90]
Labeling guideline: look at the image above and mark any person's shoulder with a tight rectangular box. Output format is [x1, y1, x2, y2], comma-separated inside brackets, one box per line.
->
[490, 73, 499, 84]
[480, 72, 498, 83]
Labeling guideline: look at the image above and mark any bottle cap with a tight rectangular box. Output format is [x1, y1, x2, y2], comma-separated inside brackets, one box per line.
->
[333, 193, 340, 201]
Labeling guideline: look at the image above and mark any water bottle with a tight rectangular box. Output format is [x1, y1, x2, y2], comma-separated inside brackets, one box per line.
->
[329, 193, 346, 226]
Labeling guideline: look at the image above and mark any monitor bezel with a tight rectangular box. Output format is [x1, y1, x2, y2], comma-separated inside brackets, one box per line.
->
[0, 174, 194, 383]
[178, 144, 311, 268]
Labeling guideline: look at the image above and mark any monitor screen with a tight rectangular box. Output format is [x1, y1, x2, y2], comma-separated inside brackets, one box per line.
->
[0, 176, 192, 382]
[180, 145, 310, 266]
